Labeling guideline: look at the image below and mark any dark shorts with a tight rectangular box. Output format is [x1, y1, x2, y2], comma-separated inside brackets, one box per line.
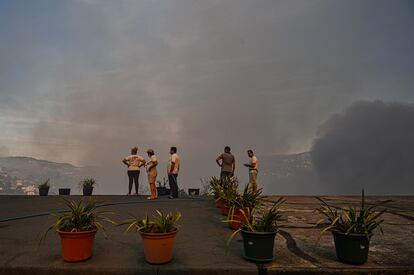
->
[220, 171, 233, 179]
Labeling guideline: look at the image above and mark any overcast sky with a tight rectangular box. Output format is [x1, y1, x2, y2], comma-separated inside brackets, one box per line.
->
[0, 0, 413, 192]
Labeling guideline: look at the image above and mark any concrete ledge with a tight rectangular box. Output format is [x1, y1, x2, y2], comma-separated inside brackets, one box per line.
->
[0, 195, 413, 274]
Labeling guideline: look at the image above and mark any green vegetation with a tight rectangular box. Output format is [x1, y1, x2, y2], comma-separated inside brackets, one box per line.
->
[124, 210, 181, 234]
[79, 177, 96, 189]
[41, 199, 115, 241]
[38, 179, 50, 189]
[316, 190, 391, 239]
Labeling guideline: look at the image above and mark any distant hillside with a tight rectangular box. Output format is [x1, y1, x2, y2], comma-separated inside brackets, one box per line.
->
[0, 156, 88, 194]
[259, 152, 320, 195]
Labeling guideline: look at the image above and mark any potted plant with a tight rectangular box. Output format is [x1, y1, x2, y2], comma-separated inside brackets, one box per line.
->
[156, 178, 170, 196]
[226, 197, 285, 262]
[214, 176, 239, 215]
[38, 179, 50, 196]
[79, 178, 96, 196]
[124, 210, 181, 264]
[227, 184, 264, 230]
[41, 199, 115, 262]
[59, 188, 71, 195]
[316, 190, 390, 265]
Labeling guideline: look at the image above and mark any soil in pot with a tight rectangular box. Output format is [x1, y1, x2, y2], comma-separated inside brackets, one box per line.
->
[59, 188, 71, 195]
[39, 187, 49, 196]
[332, 231, 370, 265]
[58, 228, 97, 262]
[140, 231, 178, 264]
[241, 229, 277, 262]
[83, 187, 93, 196]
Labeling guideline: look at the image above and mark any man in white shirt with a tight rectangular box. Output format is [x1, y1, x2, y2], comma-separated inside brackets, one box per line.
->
[243, 149, 258, 192]
[168, 146, 180, 199]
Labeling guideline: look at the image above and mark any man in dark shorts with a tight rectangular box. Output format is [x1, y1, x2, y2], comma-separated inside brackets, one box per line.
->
[216, 146, 235, 180]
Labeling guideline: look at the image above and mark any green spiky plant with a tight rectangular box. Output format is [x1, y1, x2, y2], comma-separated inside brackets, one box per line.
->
[316, 190, 391, 239]
[79, 178, 97, 189]
[124, 210, 181, 234]
[41, 199, 116, 242]
[38, 179, 50, 189]
[227, 184, 264, 225]
[226, 197, 285, 253]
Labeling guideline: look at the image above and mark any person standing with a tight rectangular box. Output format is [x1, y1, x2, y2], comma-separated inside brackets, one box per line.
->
[244, 149, 258, 192]
[168, 146, 180, 199]
[216, 146, 235, 180]
[122, 147, 145, 196]
[145, 149, 158, 200]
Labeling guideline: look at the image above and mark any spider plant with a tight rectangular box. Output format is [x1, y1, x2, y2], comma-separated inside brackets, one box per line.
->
[41, 198, 115, 241]
[79, 178, 97, 189]
[124, 210, 181, 234]
[226, 197, 285, 252]
[38, 179, 50, 189]
[316, 190, 391, 239]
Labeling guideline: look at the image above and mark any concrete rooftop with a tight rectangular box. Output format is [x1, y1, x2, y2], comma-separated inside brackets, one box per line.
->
[0, 195, 413, 274]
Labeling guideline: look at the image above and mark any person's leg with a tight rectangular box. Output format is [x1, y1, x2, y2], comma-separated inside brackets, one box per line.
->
[172, 174, 179, 198]
[133, 171, 140, 195]
[148, 172, 158, 199]
[168, 174, 174, 198]
[250, 171, 257, 192]
[127, 171, 133, 195]
[168, 174, 178, 198]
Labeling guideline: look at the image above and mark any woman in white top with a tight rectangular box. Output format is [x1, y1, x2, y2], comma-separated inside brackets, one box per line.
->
[122, 147, 145, 196]
[145, 149, 158, 200]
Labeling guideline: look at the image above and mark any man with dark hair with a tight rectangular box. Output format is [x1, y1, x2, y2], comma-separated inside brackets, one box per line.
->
[216, 146, 235, 179]
[168, 146, 180, 199]
[244, 149, 258, 192]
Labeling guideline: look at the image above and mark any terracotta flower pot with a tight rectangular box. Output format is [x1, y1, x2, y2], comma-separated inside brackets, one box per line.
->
[57, 228, 97, 262]
[229, 208, 249, 230]
[139, 230, 178, 264]
[215, 198, 223, 208]
[221, 204, 230, 216]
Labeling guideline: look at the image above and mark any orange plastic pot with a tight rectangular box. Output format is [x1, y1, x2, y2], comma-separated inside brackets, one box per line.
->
[221, 204, 230, 216]
[139, 230, 178, 264]
[215, 198, 222, 208]
[57, 228, 97, 262]
[229, 208, 249, 230]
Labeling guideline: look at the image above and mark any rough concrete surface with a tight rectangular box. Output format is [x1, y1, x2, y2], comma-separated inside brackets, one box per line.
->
[0, 195, 413, 274]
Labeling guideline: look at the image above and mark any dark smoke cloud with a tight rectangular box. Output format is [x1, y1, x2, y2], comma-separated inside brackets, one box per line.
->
[0, 1, 414, 193]
[311, 100, 414, 195]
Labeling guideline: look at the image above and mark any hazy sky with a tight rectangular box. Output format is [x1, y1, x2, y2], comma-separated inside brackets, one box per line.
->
[0, 0, 413, 191]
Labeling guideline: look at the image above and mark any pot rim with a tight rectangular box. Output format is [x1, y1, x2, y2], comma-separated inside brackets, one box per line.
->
[332, 231, 371, 238]
[139, 229, 178, 237]
[57, 227, 98, 235]
[240, 228, 278, 235]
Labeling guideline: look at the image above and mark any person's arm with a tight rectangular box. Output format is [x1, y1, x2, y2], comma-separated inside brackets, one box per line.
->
[147, 157, 158, 171]
[138, 156, 145, 168]
[169, 155, 176, 174]
[216, 154, 222, 167]
[122, 157, 129, 167]
[232, 158, 236, 173]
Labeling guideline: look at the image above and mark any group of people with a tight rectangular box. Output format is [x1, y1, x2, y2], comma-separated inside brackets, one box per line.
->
[216, 146, 259, 191]
[122, 146, 180, 200]
[122, 145, 258, 199]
